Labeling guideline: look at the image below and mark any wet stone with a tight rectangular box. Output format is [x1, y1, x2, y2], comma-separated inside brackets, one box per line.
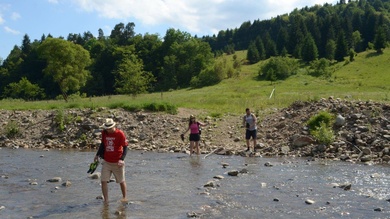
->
[227, 170, 239, 176]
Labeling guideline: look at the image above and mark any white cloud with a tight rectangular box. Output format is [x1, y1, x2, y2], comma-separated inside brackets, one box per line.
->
[4, 26, 20, 35]
[72, 0, 336, 35]
[0, 14, 4, 25]
[48, 0, 59, 4]
[10, 12, 20, 20]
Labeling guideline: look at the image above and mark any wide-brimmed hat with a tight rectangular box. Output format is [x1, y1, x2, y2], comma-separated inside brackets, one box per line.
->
[101, 118, 116, 129]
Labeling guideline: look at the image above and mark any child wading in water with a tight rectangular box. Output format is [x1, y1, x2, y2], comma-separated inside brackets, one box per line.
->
[182, 115, 208, 155]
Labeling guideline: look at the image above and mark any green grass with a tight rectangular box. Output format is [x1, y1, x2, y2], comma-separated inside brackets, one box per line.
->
[1, 49, 389, 116]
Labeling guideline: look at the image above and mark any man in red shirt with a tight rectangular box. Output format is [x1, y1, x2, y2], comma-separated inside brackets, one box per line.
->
[94, 118, 128, 204]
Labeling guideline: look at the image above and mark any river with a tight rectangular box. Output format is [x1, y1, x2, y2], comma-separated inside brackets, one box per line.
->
[0, 147, 389, 219]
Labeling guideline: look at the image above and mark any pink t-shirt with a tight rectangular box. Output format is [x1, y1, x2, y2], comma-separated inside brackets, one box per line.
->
[189, 123, 200, 134]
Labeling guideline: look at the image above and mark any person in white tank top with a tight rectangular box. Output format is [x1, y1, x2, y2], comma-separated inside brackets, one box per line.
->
[243, 108, 257, 152]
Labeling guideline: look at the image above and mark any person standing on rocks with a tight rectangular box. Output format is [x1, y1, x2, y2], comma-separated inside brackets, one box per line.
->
[94, 118, 128, 204]
[243, 108, 257, 152]
[182, 115, 208, 156]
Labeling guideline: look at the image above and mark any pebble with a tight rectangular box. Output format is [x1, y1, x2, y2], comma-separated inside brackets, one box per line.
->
[213, 175, 224, 179]
[305, 199, 315, 205]
[227, 170, 239, 176]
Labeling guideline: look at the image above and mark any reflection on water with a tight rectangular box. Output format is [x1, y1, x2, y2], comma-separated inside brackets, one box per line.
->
[100, 203, 127, 219]
[189, 156, 202, 168]
[0, 148, 390, 219]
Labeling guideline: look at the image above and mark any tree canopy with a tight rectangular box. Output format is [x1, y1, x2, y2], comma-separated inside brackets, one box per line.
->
[0, 0, 389, 100]
[38, 38, 91, 101]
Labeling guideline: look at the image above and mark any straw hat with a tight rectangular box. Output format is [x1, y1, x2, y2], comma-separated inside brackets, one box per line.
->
[101, 118, 116, 129]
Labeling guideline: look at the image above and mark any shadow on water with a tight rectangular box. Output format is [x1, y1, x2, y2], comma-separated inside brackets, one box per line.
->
[1, 148, 390, 219]
[31, 203, 92, 218]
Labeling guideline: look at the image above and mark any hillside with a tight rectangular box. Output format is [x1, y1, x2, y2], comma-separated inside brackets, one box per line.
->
[0, 49, 389, 117]
[160, 48, 390, 116]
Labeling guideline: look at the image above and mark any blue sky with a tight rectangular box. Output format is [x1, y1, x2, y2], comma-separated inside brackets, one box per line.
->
[0, 0, 337, 60]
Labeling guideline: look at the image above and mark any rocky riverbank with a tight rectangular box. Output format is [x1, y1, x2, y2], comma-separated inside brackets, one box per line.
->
[0, 97, 389, 164]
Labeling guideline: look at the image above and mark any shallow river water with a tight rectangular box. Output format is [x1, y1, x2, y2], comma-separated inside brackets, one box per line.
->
[0, 147, 390, 219]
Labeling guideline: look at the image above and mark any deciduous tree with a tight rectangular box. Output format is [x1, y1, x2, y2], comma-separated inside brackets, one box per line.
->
[38, 38, 91, 102]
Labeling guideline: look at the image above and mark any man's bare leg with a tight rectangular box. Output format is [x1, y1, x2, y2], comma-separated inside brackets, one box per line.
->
[120, 181, 127, 202]
[101, 181, 108, 204]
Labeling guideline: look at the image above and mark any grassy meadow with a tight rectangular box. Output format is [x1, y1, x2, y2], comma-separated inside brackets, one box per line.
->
[1, 49, 389, 117]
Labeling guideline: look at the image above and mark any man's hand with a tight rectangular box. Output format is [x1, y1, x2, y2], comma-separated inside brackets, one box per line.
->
[118, 160, 125, 166]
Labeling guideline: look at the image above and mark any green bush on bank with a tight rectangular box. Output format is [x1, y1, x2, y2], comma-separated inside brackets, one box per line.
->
[307, 111, 335, 145]
[311, 122, 335, 145]
[307, 111, 335, 132]
[4, 120, 20, 138]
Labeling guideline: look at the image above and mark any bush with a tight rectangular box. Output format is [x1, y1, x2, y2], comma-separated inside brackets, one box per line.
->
[307, 111, 335, 132]
[122, 104, 143, 112]
[191, 63, 225, 88]
[4, 120, 20, 138]
[54, 109, 73, 132]
[258, 57, 298, 81]
[309, 58, 331, 78]
[311, 122, 335, 145]
[143, 102, 177, 114]
[2, 77, 46, 100]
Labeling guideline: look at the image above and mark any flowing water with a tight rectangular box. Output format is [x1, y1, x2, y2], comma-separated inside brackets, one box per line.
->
[0, 147, 389, 219]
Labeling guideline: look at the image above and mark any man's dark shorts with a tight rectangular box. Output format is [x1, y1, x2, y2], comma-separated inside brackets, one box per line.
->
[245, 129, 257, 140]
[189, 133, 200, 142]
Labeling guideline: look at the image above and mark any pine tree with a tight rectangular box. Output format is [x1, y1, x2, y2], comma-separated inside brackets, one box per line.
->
[247, 42, 260, 64]
[335, 31, 348, 62]
[374, 25, 387, 53]
[301, 34, 319, 62]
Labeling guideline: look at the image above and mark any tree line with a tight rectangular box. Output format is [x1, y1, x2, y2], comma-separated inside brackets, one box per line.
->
[0, 0, 389, 101]
[203, 0, 389, 63]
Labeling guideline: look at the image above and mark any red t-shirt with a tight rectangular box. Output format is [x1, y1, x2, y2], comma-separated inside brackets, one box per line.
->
[102, 129, 128, 163]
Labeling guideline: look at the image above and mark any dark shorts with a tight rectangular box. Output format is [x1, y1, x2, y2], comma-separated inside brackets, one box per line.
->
[246, 129, 257, 140]
[189, 133, 200, 142]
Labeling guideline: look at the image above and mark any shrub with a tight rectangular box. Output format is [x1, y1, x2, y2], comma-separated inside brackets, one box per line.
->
[311, 122, 335, 145]
[122, 104, 143, 112]
[54, 109, 73, 132]
[2, 77, 46, 100]
[5, 120, 20, 138]
[307, 111, 335, 132]
[308, 58, 331, 78]
[142, 102, 177, 114]
[258, 57, 298, 81]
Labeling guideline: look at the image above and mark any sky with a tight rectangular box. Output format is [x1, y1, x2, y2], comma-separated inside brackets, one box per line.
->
[0, 0, 337, 60]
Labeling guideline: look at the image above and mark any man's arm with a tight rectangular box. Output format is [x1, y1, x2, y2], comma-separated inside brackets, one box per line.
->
[94, 142, 104, 161]
[120, 146, 128, 161]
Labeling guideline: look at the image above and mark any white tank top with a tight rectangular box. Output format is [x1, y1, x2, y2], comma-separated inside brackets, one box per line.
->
[245, 114, 257, 131]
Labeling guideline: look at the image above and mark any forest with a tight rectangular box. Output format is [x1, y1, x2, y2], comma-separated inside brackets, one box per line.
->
[0, 0, 389, 101]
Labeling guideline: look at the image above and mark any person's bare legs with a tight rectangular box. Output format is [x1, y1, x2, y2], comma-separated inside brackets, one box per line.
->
[195, 141, 200, 155]
[101, 181, 108, 204]
[253, 138, 257, 151]
[190, 141, 194, 155]
[246, 139, 250, 151]
[120, 181, 127, 202]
